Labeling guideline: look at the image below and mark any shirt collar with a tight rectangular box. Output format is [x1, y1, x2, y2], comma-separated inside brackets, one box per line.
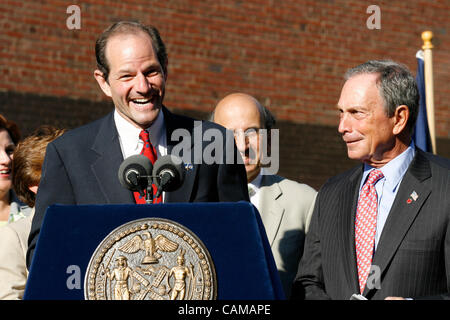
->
[8, 190, 32, 223]
[146, 109, 165, 146]
[114, 109, 166, 150]
[361, 141, 416, 191]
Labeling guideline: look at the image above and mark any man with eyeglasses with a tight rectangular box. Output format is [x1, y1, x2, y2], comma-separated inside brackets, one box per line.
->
[212, 93, 317, 297]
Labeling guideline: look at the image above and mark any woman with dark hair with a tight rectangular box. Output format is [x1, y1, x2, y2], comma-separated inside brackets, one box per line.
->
[0, 114, 31, 226]
[0, 125, 65, 299]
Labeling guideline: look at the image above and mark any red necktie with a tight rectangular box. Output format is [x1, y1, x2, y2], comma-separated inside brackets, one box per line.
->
[355, 169, 384, 293]
[133, 130, 162, 204]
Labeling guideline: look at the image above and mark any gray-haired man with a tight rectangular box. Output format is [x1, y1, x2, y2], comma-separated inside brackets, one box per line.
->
[292, 60, 450, 300]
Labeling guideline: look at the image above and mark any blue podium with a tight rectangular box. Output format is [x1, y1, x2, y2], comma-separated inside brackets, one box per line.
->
[24, 202, 284, 300]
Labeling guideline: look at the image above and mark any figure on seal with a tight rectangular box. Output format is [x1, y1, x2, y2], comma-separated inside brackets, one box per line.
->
[106, 255, 133, 300]
[169, 249, 193, 300]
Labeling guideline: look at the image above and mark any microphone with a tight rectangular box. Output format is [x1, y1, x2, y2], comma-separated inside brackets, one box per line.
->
[152, 155, 185, 197]
[118, 154, 153, 194]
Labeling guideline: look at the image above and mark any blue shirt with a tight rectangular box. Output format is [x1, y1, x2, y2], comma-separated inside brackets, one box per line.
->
[359, 142, 416, 250]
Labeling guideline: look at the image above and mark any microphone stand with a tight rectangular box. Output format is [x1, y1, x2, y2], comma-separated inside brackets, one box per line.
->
[145, 183, 153, 204]
[143, 175, 163, 204]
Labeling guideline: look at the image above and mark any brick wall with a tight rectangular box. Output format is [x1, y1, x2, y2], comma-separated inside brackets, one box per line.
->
[0, 0, 449, 190]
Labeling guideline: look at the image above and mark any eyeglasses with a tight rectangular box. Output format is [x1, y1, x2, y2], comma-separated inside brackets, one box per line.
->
[233, 129, 259, 140]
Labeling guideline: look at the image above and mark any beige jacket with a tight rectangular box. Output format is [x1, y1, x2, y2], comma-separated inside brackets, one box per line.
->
[0, 209, 34, 300]
[256, 175, 317, 298]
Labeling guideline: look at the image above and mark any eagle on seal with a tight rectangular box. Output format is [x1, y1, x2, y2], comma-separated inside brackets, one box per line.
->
[119, 232, 179, 264]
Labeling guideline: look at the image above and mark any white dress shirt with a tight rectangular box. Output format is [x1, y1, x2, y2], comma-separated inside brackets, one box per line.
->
[114, 109, 167, 159]
[114, 109, 168, 201]
[248, 168, 264, 209]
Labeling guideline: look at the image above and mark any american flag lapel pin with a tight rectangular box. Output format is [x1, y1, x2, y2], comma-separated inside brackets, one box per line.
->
[184, 163, 193, 171]
[406, 191, 418, 204]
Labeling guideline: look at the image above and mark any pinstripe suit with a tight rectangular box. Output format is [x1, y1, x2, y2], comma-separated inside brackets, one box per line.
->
[292, 149, 450, 300]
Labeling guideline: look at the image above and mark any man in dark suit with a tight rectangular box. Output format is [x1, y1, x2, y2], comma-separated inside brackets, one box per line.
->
[27, 21, 249, 267]
[292, 60, 450, 300]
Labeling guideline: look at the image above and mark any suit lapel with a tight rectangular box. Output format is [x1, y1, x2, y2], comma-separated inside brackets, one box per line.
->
[90, 112, 134, 204]
[258, 175, 284, 246]
[162, 106, 198, 203]
[366, 150, 431, 296]
[339, 166, 363, 294]
[89, 108, 200, 204]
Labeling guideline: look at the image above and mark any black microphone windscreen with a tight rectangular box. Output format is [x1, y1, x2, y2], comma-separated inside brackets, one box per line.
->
[152, 155, 185, 192]
[118, 154, 153, 191]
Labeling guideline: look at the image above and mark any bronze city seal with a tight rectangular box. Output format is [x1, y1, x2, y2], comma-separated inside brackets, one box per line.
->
[84, 218, 217, 300]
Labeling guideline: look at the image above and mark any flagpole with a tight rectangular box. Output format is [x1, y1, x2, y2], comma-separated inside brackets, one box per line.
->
[421, 31, 437, 154]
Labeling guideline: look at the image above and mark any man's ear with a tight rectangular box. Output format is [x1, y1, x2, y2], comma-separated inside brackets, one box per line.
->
[392, 105, 409, 135]
[94, 70, 112, 97]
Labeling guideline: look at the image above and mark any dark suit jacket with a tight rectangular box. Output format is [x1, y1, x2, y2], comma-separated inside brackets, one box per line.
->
[27, 107, 249, 267]
[292, 149, 450, 300]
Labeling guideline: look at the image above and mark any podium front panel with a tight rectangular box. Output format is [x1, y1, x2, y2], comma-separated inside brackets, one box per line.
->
[24, 202, 284, 300]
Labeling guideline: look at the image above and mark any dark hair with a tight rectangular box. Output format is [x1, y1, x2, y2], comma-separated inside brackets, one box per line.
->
[344, 60, 419, 134]
[12, 125, 65, 207]
[0, 114, 20, 145]
[95, 21, 168, 81]
[259, 104, 276, 131]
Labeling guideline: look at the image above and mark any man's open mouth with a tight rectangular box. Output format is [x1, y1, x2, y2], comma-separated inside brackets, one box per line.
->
[131, 98, 152, 105]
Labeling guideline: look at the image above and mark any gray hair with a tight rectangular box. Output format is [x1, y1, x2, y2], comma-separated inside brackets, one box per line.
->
[344, 60, 419, 134]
